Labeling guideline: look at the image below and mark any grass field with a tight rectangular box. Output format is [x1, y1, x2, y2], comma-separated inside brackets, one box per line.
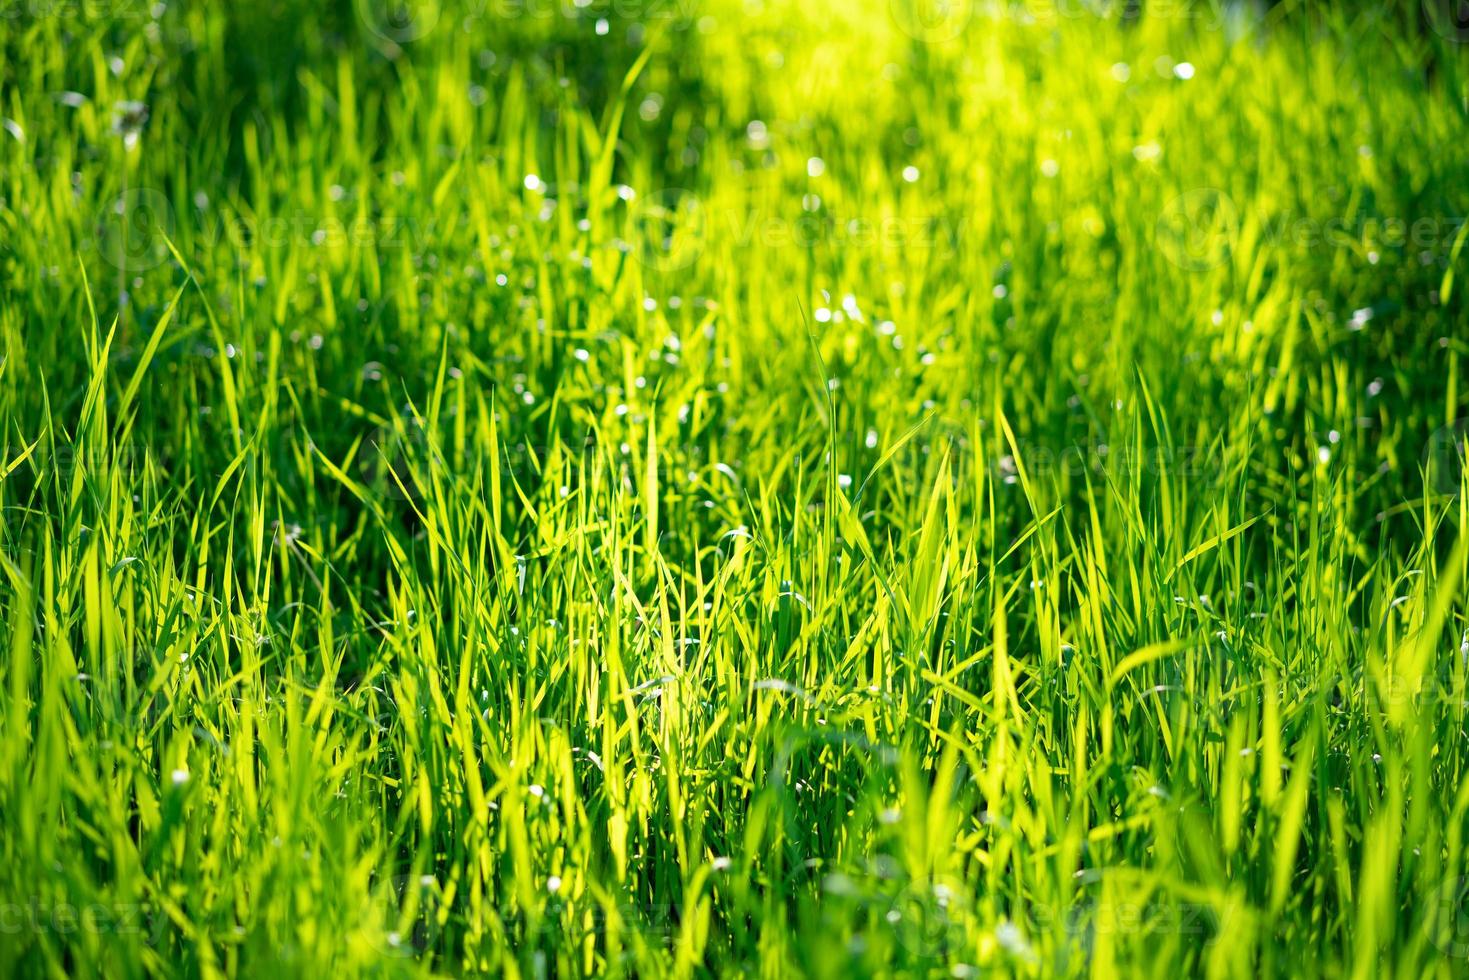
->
[2, 1, 1469, 976]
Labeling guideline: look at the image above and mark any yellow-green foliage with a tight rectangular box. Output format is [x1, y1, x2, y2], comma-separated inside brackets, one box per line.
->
[1, 2, 1468, 976]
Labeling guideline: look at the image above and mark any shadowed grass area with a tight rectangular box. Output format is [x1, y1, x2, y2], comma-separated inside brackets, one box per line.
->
[1, 1, 1468, 976]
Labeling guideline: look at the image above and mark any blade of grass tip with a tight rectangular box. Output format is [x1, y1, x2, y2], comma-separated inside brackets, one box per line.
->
[1107, 639, 1188, 691]
[118, 280, 188, 419]
[1270, 735, 1317, 914]
[0, 550, 34, 786]
[0, 434, 42, 482]
[206, 432, 259, 515]
[589, 40, 657, 229]
[802, 299, 843, 590]
[78, 316, 119, 444]
[996, 408, 1039, 516]
[163, 232, 242, 451]
[645, 413, 659, 558]
[856, 412, 935, 499]
[1168, 513, 1265, 584]
[995, 505, 1063, 568]
[1439, 214, 1469, 306]
[1392, 531, 1469, 727]
[76, 252, 98, 351]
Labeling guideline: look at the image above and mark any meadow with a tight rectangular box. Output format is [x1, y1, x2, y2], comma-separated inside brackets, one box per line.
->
[2, 0, 1469, 976]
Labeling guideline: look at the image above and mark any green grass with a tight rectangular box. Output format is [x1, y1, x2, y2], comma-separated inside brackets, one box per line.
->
[2, 1, 1469, 976]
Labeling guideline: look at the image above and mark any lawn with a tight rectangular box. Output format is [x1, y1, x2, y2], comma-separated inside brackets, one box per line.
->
[2, 0, 1469, 976]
